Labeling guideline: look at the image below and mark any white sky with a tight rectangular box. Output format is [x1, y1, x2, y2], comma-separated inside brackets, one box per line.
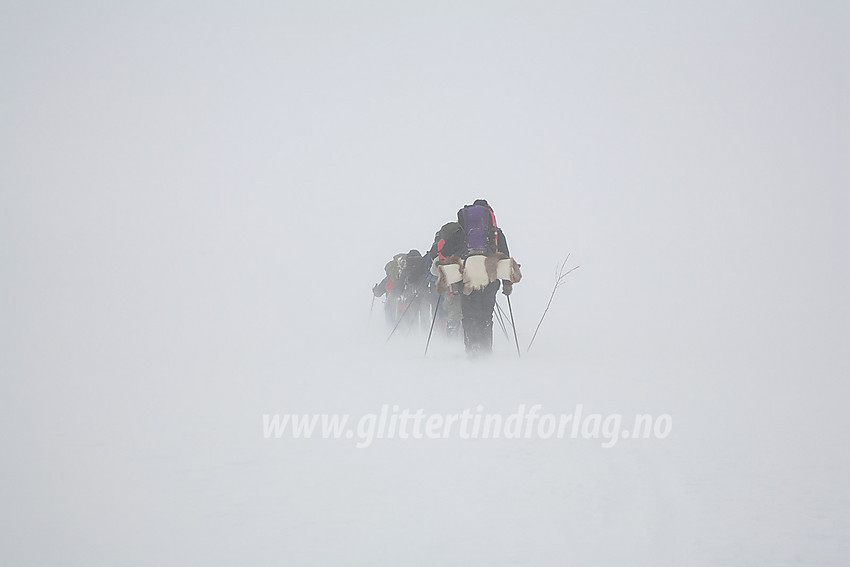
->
[3, 1, 846, 370]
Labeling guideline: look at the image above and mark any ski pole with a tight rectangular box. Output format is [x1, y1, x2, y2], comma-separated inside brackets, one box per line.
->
[506, 295, 521, 358]
[369, 290, 376, 326]
[424, 293, 443, 357]
[493, 300, 510, 340]
[386, 295, 420, 344]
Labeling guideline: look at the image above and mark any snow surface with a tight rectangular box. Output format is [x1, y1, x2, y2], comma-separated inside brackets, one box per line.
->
[2, 2, 848, 566]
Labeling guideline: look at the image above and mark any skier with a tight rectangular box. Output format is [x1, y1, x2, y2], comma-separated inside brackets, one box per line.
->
[374, 250, 434, 333]
[426, 222, 465, 339]
[373, 252, 407, 327]
[397, 249, 433, 332]
[434, 199, 521, 356]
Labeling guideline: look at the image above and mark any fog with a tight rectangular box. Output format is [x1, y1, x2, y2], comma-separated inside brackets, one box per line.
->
[2, 2, 848, 565]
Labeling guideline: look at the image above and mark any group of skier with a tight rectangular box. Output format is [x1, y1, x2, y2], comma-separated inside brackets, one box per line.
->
[372, 199, 521, 357]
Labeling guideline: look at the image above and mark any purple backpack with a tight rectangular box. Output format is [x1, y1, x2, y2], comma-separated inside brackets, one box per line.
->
[458, 204, 497, 256]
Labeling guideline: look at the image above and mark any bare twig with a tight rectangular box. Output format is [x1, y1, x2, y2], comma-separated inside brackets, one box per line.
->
[526, 254, 580, 353]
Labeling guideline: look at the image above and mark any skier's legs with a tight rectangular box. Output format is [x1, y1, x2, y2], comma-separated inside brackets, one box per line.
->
[478, 282, 498, 353]
[461, 282, 498, 355]
[442, 293, 462, 338]
[420, 287, 436, 333]
[384, 293, 397, 328]
[460, 293, 477, 352]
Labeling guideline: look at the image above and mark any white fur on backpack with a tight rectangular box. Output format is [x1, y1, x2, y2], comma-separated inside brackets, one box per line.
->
[486, 253, 522, 284]
[462, 255, 490, 294]
[435, 257, 464, 294]
[439, 263, 463, 284]
[495, 258, 515, 281]
[437, 254, 522, 295]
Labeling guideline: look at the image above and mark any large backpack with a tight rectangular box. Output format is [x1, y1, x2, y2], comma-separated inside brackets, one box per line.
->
[384, 253, 407, 281]
[458, 203, 498, 256]
[432, 222, 464, 259]
[400, 249, 427, 289]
